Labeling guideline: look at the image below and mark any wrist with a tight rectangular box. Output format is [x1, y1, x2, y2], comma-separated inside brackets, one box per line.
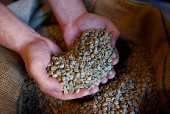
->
[47, 0, 87, 27]
[19, 34, 41, 56]
[0, 3, 42, 54]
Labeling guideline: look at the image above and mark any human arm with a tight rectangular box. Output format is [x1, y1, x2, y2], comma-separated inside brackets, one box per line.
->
[0, 1, 63, 94]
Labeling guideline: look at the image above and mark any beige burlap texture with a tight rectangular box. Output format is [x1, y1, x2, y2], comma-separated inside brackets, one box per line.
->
[0, 46, 25, 114]
[83, 0, 170, 112]
[0, 0, 170, 113]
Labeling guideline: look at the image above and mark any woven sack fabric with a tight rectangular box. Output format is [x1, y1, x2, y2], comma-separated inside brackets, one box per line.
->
[0, 46, 25, 114]
[83, 0, 170, 112]
[1, 0, 170, 113]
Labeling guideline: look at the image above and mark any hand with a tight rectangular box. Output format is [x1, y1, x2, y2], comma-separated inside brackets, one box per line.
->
[20, 36, 98, 100]
[61, 12, 120, 84]
[0, 2, 99, 100]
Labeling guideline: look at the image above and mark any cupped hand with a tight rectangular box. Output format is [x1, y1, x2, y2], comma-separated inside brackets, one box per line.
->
[20, 36, 98, 100]
[61, 12, 120, 84]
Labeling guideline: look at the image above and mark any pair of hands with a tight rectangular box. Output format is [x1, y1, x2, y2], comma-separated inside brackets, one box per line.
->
[20, 12, 119, 100]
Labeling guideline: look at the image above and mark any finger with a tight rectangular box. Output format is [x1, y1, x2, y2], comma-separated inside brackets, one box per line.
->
[43, 85, 99, 100]
[110, 31, 120, 47]
[112, 49, 119, 65]
[107, 68, 116, 79]
[39, 76, 63, 91]
[34, 67, 63, 92]
[40, 36, 62, 53]
[96, 82, 100, 86]
[30, 57, 63, 92]
[105, 19, 120, 47]
[30, 54, 63, 92]
[64, 32, 78, 48]
[101, 77, 108, 84]
[89, 85, 99, 94]
[42, 88, 91, 100]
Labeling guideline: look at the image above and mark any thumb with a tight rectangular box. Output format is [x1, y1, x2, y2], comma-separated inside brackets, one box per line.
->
[32, 65, 63, 92]
[105, 19, 120, 47]
[40, 76, 63, 92]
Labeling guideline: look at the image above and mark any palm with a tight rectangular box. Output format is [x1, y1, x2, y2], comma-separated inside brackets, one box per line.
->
[63, 13, 119, 47]
[21, 37, 98, 100]
[62, 12, 120, 83]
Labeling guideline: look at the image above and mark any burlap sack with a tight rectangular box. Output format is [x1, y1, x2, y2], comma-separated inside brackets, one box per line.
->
[0, 0, 170, 113]
[83, 0, 170, 112]
[0, 46, 25, 114]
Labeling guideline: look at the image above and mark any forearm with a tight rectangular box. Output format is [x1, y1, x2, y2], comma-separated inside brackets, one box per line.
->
[47, 0, 87, 27]
[0, 3, 40, 54]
